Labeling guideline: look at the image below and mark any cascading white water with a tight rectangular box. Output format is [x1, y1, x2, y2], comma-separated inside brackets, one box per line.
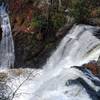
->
[7, 25, 100, 100]
[44, 25, 100, 71]
[0, 3, 14, 69]
[29, 25, 100, 100]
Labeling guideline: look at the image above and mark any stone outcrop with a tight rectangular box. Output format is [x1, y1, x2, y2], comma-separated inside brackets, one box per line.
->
[83, 60, 100, 75]
[83, 61, 98, 75]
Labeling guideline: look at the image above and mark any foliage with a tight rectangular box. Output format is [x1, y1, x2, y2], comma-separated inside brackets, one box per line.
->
[88, 0, 100, 7]
[69, 0, 90, 23]
[69, 0, 100, 23]
[36, 16, 48, 31]
[30, 16, 48, 31]
[12, 0, 99, 33]
[51, 13, 66, 30]
[30, 18, 40, 29]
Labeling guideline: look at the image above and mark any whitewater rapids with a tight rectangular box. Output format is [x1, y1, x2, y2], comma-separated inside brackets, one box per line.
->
[1, 25, 100, 100]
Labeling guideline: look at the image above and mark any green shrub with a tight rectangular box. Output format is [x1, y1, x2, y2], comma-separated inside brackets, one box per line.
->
[30, 16, 48, 30]
[36, 16, 48, 30]
[30, 18, 40, 29]
[69, 0, 90, 23]
[51, 13, 66, 30]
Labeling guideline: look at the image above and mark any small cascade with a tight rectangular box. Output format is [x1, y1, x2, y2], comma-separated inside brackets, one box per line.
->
[0, 3, 14, 69]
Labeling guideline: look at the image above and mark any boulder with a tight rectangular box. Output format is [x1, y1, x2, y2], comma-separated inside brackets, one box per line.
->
[97, 56, 100, 74]
[83, 61, 98, 75]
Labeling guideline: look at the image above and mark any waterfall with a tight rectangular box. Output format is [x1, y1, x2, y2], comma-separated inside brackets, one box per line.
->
[0, 3, 14, 69]
[0, 2, 99, 100]
[44, 25, 100, 70]
[28, 25, 100, 100]
[4, 25, 100, 100]
[6, 25, 100, 100]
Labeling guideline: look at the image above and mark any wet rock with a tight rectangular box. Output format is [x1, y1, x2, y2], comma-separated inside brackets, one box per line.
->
[97, 56, 100, 74]
[0, 73, 8, 82]
[14, 32, 35, 68]
[83, 61, 98, 75]
[0, 72, 11, 100]
[88, 18, 100, 26]
[68, 77, 100, 100]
